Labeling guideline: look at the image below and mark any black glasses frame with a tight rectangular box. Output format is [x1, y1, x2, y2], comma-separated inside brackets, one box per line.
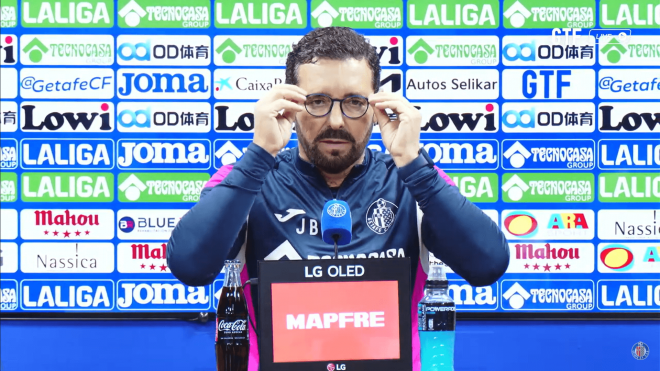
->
[304, 93, 370, 119]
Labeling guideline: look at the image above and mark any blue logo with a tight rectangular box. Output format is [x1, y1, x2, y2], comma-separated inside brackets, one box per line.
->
[502, 139, 595, 170]
[20, 139, 114, 170]
[632, 341, 650, 360]
[501, 280, 595, 311]
[117, 280, 211, 311]
[0, 138, 18, 170]
[503, 41, 537, 61]
[215, 77, 231, 90]
[599, 139, 660, 170]
[117, 40, 152, 61]
[1, 280, 18, 311]
[117, 108, 152, 128]
[118, 216, 135, 233]
[20, 279, 114, 311]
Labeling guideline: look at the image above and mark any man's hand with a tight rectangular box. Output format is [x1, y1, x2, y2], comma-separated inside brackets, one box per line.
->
[253, 84, 307, 156]
[369, 92, 421, 167]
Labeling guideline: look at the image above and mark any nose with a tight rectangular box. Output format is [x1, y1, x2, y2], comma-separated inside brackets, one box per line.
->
[328, 101, 345, 130]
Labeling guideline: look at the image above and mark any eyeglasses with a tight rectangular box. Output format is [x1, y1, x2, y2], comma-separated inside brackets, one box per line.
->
[304, 94, 370, 119]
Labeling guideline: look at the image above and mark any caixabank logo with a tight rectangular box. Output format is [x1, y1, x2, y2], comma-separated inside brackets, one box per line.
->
[21, 0, 114, 28]
[406, 36, 499, 66]
[501, 280, 594, 311]
[502, 35, 595, 66]
[21, 102, 114, 132]
[20, 279, 114, 311]
[117, 139, 211, 170]
[118, 0, 210, 28]
[117, 35, 211, 66]
[501, 103, 595, 133]
[117, 69, 210, 99]
[502, 210, 594, 240]
[21, 138, 115, 170]
[599, 139, 660, 170]
[407, 0, 499, 29]
[415, 103, 499, 133]
[501, 139, 595, 170]
[598, 280, 660, 311]
[20, 34, 114, 65]
[215, 0, 307, 28]
[598, 243, 659, 274]
[599, 103, 660, 133]
[116, 280, 210, 311]
[117, 102, 211, 133]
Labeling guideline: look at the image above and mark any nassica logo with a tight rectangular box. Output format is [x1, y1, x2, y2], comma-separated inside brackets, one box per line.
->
[598, 280, 660, 311]
[502, 209, 594, 240]
[117, 68, 210, 99]
[116, 209, 187, 240]
[597, 209, 659, 240]
[0, 101, 17, 133]
[598, 243, 659, 274]
[22, 173, 114, 202]
[502, 69, 595, 99]
[20, 242, 114, 273]
[118, 0, 210, 28]
[406, 35, 498, 67]
[599, 139, 660, 170]
[21, 102, 113, 132]
[214, 103, 256, 132]
[502, 139, 595, 170]
[599, 173, 660, 203]
[117, 35, 211, 66]
[407, 0, 498, 29]
[503, 0, 595, 29]
[21, 138, 114, 170]
[1, 138, 18, 170]
[599, 36, 660, 66]
[508, 243, 595, 273]
[1, 34, 17, 64]
[116, 242, 170, 273]
[406, 69, 499, 100]
[502, 103, 595, 133]
[213, 35, 300, 66]
[117, 139, 211, 170]
[20, 68, 114, 99]
[502, 35, 595, 66]
[502, 173, 594, 203]
[21, 0, 114, 28]
[117, 102, 211, 133]
[1, 280, 18, 311]
[311, 0, 402, 29]
[501, 280, 594, 311]
[213, 68, 285, 99]
[20, 209, 115, 240]
[599, 103, 660, 133]
[117, 280, 210, 310]
[21, 279, 114, 311]
[416, 103, 498, 133]
[215, 0, 307, 29]
[20, 34, 113, 65]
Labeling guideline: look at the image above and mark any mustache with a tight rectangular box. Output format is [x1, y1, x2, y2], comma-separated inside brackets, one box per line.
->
[314, 128, 356, 144]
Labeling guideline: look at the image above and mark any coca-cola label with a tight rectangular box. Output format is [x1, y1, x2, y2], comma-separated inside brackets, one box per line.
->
[216, 318, 248, 341]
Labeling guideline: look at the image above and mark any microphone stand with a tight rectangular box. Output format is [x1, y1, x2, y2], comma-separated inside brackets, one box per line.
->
[333, 235, 339, 259]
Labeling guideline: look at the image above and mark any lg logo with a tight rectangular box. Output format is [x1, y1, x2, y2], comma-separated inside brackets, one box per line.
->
[326, 363, 346, 371]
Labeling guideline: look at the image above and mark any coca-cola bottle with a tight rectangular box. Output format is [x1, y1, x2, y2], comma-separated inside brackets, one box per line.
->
[216, 260, 249, 371]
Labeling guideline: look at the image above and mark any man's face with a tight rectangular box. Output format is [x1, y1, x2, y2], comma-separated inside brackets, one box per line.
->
[295, 58, 374, 174]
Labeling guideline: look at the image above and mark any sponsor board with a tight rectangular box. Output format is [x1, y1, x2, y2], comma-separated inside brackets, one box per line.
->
[367, 36, 403, 66]
[599, 173, 660, 202]
[444, 173, 498, 202]
[502, 209, 595, 240]
[600, 0, 660, 28]
[1, 242, 18, 273]
[1, 172, 17, 202]
[0, 101, 17, 132]
[447, 279, 498, 310]
[598, 243, 659, 273]
[214, 102, 256, 133]
[405, 69, 499, 100]
[20, 68, 114, 99]
[20, 242, 114, 273]
[21, 139, 114, 170]
[598, 103, 660, 133]
[117, 139, 211, 170]
[21, 173, 114, 202]
[117, 68, 210, 99]
[503, 0, 595, 29]
[213, 68, 284, 99]
[311, 0, 403, 29]
[0, 209, 18, 240]
[598, 280, 660, 311]
[501, 280, 595, 310]
[599, 139, 660, 170]
[502, 173, 594, 203]
[118, 172, 208, 202]
[1, 0, 17, 28]
[1, 34, 17, 64]
[117, 242, 170, 273]
[214, 35, 300, 66]
[502, 139, 595, 170]
[0, 67, 18, 98]
[215, 0, 307, 28]
[597, 209, 659, 240]
[502, 69, 595, 100]
[507, 243, 594, 273]
[502, 35, 596, 66]
[1, 138, 18, 169]
[118, 0, 210, 28]
[214, 138, 297, 168]
[117, 102, 211, 133]
[20, 101, 114, 132]
[598, 69, 660, 99]
[20, 209, 115, 240]
[116, 35, 211, 66]
[116, 279, 210, 310]
[1, 279, 18, 310]
[501, 103, 596, 133]
[212, 278, 225, 309]
[21, 0, 113, 28]
[368, 139, 499, 171]
[117, 209, 186, 240]
[21, 279, 114, 311]
[599, 36, 660, 66]
[406, 36, 498, 66]
[407, 0, 499, 29]
[20, 34, 113, 65]
[416, 102, 499, 133]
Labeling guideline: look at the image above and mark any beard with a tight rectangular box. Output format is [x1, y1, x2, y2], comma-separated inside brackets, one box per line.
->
[298, 123, 372, 175]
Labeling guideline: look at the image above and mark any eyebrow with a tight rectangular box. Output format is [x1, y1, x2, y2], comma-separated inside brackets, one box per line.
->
[312, 92, 368, 98]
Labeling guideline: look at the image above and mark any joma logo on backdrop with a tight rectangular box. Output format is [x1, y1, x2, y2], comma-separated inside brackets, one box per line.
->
[117, 69, 210, 99]
[117, 139, 211, 170]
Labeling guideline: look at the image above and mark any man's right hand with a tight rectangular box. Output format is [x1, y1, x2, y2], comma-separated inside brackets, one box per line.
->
[253, 84, 307, 157]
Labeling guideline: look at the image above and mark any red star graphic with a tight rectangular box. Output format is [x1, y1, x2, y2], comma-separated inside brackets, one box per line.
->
[160, 264, 167, 271]
[52, 231, 59, 236]
[85, 231, 90, 235]
[543, 264, 551, 272]
[44, 230, 49, 235]
[533, 263, 540, 270]
[555, 264, 562, 270]
[524, 263, 530, 269]
[63, 231, 71, 238]
[150, 264, 156, 270]
[565, 263, 571, 269]
[140, 264, 146, 269]
[75, 231, 81, 236]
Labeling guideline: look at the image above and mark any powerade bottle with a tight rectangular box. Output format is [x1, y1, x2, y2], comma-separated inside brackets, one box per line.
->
[418, 264, 456, 371]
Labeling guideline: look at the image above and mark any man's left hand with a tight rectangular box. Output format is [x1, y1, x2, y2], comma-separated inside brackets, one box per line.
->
[369, 92, 421, 168]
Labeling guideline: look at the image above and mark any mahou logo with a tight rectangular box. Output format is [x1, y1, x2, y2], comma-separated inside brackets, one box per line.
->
[21, 102, 114, 132]
[218, 319, 247, 332]
[21, 209, 115, 240]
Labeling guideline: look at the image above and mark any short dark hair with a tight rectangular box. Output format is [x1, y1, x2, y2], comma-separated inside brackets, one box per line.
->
[285, 27, 381, 93]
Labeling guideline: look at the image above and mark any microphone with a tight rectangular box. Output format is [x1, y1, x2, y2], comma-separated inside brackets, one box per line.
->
[321, 199, 352, 259]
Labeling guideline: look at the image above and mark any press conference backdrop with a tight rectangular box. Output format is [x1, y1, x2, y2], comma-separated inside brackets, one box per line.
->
[0, 0, 658, 317]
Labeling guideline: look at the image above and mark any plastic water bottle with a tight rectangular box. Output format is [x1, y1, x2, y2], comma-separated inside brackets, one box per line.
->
[418, 264, 455, 371]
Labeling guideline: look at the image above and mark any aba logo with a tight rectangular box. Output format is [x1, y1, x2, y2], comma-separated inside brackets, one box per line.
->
[632, 341, 650, 360]
[366, 198, 398, 234]
[503, 211, 539, 238]
[600, 244, 634, 272]
[119, 217, 136, 233]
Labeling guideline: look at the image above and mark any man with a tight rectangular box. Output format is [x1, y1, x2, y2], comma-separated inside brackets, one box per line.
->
[167, 27, 509, 369]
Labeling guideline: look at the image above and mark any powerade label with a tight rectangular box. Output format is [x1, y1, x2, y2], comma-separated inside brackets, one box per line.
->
[418, 302, 456, 331]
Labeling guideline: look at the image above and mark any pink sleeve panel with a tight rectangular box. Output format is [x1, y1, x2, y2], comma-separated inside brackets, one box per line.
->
[204, 165, 234, 188]
[433, 166, 456, 186]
